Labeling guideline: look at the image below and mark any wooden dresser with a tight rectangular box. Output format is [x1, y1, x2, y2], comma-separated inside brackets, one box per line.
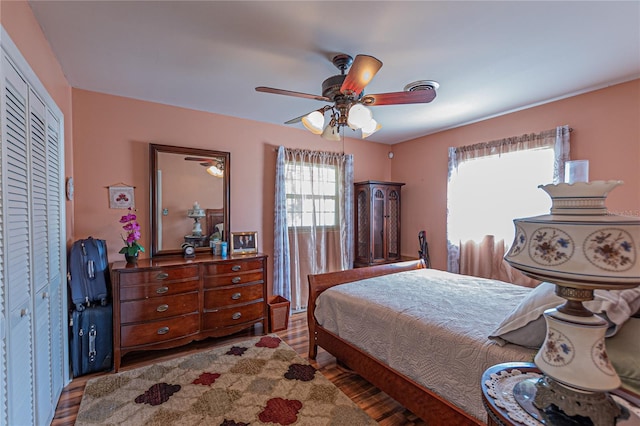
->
[110, 254, 267, 371]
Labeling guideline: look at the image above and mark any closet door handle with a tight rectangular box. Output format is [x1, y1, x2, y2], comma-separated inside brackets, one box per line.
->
[157, 327, 170, 335]
[156, 286, 169, 294]
[157, 304, 169, 312]
[231, 265, 242, 272]
[232, 277, 242, 284]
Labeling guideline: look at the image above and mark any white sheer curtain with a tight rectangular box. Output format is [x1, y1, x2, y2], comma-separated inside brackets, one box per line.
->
[447, 125, 570, 285]
[273, 146, 354, 312]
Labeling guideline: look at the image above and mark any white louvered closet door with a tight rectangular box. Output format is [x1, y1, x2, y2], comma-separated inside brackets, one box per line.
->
[1, 30, 67, 426]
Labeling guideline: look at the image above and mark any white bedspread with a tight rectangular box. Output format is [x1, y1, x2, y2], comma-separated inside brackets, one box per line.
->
[314, 268, 537, 422]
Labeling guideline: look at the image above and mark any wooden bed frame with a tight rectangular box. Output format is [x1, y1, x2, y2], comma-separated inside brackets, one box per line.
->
[307, 260, 484, 426]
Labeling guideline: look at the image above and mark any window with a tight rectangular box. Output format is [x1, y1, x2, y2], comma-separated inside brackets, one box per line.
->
[447, 147, 555, 245]
[446, 126, 570, 281]
[285, 161, 338, 228]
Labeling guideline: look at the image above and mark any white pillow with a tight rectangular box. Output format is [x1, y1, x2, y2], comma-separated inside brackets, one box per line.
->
[489, 282, 640, 348]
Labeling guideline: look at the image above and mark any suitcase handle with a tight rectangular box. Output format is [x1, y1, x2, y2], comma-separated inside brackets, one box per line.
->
[157, 304, 169, 312]
[156, 286, 169, 294]
[89, 326, 97, 361]
[157, 327, 170, 335]
[155, 272, 169, 281]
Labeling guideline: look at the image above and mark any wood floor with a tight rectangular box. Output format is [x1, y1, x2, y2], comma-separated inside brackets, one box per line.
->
[52, 312, 427, 425]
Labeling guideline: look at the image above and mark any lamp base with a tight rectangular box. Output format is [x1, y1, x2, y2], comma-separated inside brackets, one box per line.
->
[513, 376, 638, 426]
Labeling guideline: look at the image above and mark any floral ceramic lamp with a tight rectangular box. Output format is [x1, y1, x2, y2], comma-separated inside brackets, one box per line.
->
[505, 180, 640, 425]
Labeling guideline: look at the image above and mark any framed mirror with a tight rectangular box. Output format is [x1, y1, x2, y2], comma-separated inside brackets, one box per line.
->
[150, 143, 230, 257]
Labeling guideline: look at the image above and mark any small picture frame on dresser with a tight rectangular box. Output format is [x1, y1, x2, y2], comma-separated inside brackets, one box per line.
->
[231, 231, 258, 254]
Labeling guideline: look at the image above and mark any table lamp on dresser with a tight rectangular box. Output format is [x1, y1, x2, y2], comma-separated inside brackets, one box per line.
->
[504, 180, 640, 426]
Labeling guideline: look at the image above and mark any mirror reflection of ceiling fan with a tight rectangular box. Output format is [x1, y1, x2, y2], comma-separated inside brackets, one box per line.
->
[185, 157, 225, 177]
[256, 54, 438, 140]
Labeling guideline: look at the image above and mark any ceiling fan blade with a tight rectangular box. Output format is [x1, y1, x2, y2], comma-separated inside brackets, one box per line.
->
[185, 157, 213, 162]
[284, 105, 332, 125]
[284, 113, 307, 125]
[255, 86, 330, 102]
[362, 89, 436, 106]
[340, 55, 383, 96]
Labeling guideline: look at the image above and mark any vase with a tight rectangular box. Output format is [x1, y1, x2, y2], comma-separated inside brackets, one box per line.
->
[124, 252, 139, 264]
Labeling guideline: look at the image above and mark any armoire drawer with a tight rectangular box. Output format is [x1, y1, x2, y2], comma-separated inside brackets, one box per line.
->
[120, 292, 199, 323]
[203, 301, 264, 329]
[119, 279, 199, 301]
[120, 313, 199, 347]
[118, 264, 200, 286]
[203, 271, 264, 288]
[202, 259, 264, 275]
[204, 283, 263, 309]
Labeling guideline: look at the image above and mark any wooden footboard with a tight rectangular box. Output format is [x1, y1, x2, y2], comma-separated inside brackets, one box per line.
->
[307, 260, 483, 426]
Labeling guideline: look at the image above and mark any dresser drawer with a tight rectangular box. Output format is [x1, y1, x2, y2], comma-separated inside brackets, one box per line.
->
[118, 264, 200, 286]
[202, 259, 264, 275]
[121, 313, 199, 347]
[204, 271, 264, 288]
[120, 292, 199, 323]
[120, 279, 199, 301]
[204, 283, 263, 309]
[203, 301, 264, 329]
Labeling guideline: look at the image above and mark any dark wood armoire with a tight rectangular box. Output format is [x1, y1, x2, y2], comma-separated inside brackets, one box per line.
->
[354, 181, 405, 267]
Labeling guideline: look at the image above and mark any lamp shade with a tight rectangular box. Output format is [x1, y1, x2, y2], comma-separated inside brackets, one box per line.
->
[206, 165, 224, 177]
[361, 119, 381, 138]
[321, 123, 341, 141]
[347, 104, 372, 130]
[505, 181, 640, 289]
[301, 111, 325, 134]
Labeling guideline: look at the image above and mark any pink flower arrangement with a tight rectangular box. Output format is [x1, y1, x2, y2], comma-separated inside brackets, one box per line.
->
[118, 208, 145, 256]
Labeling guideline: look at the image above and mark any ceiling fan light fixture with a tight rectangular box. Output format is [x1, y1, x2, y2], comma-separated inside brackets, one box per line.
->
[347, 103, 372, 130]
[206, 164, 224, 178]
[321, 122, 341, 141]
[302, 110, 325, 134]
[361, 119, 381, 139]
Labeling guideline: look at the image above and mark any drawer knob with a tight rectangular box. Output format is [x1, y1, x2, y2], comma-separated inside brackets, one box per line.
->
[155, 272, 169, 281]
[157, 326, 170, 335]
[42, 292, 49, 299]
[231, 292, 241, 300]
[157, 304, 169, 312]
[156, 286, 169, 294]
[20, 308, 29, 318]
[232, 276, 242, 284]
[232, 312, 242, 320]
[231, 265, 241, 272]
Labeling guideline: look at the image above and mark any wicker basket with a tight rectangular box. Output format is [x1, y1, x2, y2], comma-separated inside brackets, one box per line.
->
[268, 295, 290, 332]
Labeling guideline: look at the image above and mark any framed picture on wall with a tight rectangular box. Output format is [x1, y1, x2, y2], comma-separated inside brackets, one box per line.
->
[231, 231, 258, 254]
[108, 185, 135, 209]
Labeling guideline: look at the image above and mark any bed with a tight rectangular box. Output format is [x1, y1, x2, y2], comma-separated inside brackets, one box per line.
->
[307, 260, 640, 425]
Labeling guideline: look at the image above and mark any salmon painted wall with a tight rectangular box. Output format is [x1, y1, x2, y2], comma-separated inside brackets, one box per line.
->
[71, 89, 392, 293]
[392, 79, 640, 271]
[2, 0, 75, 245]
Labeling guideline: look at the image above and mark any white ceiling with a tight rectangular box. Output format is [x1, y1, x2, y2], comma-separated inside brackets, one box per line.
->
[28, 1, 640, 144]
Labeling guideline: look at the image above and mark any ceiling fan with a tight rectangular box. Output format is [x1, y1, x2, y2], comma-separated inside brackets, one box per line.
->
[255, 54, 438, 139]
[185, 156, 225, 177]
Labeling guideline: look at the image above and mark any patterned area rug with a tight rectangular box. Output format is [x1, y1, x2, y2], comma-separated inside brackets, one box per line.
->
[75, 335, 376, 425]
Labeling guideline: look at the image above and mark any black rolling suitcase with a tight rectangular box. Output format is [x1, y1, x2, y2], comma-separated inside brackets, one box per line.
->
[68, 237, 110, 311]
[70, 304, 113, 377]
[68, 237, 113, 376]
